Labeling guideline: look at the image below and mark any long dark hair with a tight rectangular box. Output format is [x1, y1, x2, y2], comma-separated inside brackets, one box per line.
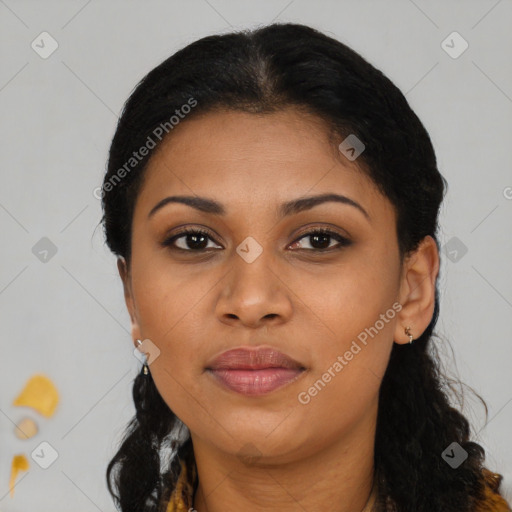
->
[101, 22, 508, 511]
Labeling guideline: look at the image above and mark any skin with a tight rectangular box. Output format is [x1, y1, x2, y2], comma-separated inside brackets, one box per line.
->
[118, 108, 439, 512]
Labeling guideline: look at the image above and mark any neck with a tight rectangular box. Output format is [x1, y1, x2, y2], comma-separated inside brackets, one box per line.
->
[191, 406, 378, 512]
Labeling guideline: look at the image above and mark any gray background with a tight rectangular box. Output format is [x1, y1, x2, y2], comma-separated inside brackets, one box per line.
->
[1, 0, 511, 510]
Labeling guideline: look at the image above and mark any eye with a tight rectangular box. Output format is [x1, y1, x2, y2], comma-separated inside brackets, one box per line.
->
[162, 227, 352, 253]
[289, 228, 352, 251]
[162, 228, 222, 252]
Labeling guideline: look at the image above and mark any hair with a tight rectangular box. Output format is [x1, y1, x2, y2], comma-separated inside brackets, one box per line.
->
[101, 22, 508, 512]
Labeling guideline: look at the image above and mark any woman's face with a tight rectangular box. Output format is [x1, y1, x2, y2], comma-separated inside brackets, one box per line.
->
[120, 108, 424, 463]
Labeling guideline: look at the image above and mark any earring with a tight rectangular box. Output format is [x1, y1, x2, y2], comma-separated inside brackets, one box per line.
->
[136, 339, 149, 375]
[404, 326, 413, 344]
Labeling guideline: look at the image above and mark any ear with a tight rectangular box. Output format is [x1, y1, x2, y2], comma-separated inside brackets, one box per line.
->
[117, 257, 143, 343]
[393, 235, 440, 345]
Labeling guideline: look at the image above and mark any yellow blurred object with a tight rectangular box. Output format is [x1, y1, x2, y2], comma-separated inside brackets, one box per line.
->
[9, 454, 29, 497]
[14, 417, 38, 440]
[12, 374, 59, 418]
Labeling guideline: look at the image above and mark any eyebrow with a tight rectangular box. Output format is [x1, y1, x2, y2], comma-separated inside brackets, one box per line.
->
[148, 193, 370, 222]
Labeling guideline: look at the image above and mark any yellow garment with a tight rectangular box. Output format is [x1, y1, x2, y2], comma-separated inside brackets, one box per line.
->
[166, 458, 197, 512]
[476, 469, 512, 512]
[165, 459, 511, 511]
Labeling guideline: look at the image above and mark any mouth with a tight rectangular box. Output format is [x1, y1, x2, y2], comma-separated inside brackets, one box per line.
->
[206, 347, 306, 396]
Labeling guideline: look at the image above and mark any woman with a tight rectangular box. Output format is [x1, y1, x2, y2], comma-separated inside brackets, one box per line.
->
[101, 22, 510, 512]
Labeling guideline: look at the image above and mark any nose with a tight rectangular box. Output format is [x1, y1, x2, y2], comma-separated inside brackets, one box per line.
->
[215, 253, 293, 329]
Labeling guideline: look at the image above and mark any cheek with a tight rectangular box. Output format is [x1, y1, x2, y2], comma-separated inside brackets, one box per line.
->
[132, 260, 211, 342]
[287, 253, 399, 346]
[130, 266, 215, 408]
[293, 311, 394, 450]
[290, 256, 398, 413]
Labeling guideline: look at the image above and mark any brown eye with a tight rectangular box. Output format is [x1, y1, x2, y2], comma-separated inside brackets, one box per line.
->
[162, 228, 222, 252]
[290, 229, 352, 251]
[161, 227, 351, 254]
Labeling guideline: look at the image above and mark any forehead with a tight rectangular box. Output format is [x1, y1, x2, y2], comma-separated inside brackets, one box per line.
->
[136, 108, 391, 223]
[148, 108, 350, 171]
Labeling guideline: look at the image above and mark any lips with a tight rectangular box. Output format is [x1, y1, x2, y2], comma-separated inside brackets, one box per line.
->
[206, 347, 306, 396]
[206, 347, 305, 371]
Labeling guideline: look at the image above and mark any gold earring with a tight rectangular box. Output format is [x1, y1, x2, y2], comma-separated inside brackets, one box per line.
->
[136, 339, 149, 375]
[404, 326, 413, 344]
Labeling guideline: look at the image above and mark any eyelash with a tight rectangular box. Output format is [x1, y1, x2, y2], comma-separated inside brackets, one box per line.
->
[161, 227, 352, 253]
